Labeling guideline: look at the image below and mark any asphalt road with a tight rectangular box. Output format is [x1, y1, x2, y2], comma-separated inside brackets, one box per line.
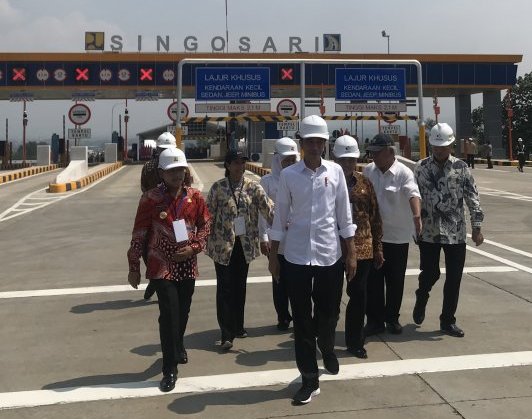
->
[0, 161, 531, 418]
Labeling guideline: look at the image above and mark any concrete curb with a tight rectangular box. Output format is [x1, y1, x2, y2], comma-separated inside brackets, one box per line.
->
[473, 158, 532, 167]
[0, 164, 61, 185]
[48, 162, 123, 193]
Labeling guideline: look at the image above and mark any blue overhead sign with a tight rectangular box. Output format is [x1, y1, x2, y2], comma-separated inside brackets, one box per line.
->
[335, 68, 406, 101]
[195, 67, 270, 101]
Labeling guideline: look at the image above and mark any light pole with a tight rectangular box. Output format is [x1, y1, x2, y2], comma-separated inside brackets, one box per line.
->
[124, 106, 129, 160]
[381, 30, 390, 54]
[111, 102, 123, 137]
[22, 101, 28, 164]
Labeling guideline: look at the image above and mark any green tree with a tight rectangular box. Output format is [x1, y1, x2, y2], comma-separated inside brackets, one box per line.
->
[502, 72, 532, 152]
[471, 106, 485, 143]
[13, 141, 48, 160]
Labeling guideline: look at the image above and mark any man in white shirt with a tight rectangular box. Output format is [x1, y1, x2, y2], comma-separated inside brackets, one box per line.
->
[269, 115, 357, 405]
[363, 134, 422, 336]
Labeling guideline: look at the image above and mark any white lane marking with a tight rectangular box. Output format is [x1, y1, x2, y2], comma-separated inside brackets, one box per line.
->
[478, 186, 532, 202]
[467, 246, 532, 274]
[187, 163, 204, 192]
[1, 351, 532, 410]
[467, 234, 532, 259]
[0, 267, 518, 299]
[0, 167, 125, 223]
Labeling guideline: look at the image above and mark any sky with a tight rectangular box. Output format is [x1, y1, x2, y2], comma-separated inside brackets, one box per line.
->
[0, 0, 529, 146]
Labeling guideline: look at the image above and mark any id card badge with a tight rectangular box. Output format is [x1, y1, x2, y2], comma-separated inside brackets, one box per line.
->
[172, 219, 189, 243]
[234, 216, 246, 236]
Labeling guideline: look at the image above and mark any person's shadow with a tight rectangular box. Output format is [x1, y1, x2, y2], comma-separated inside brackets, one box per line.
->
[70, 299, 156, 314]
[42, 359, 162, 390]
[167, 383, 299, 414]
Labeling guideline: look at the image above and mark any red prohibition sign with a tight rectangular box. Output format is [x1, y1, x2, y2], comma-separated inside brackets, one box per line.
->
[68, 103, 91, 126]
[140, 68, 153, 81]
[280, 67, 294, 81]
[75, 68, 89, 81]
[12, 68, 26, 81]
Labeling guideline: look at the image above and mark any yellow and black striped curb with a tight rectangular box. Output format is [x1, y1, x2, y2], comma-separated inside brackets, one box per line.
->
[183, 115, 417, 123]
[245, 162, 271, 177]
[0, 164, 61, 184]
[472, 158, 531, 167]
[48, 162, 123, 193]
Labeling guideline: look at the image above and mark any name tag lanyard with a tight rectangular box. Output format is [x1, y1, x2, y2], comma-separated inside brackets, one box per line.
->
[165, 190, 188, 220]
[229, 181, 245, 213]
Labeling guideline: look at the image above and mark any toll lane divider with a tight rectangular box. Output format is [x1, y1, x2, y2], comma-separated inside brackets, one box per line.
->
[245, 162, 271, 177]
[48, 162, 123, 193]
[0, 164, 61, 184]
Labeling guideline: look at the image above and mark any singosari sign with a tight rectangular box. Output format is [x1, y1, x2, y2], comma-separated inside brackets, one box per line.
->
[85, 32, 341, 53]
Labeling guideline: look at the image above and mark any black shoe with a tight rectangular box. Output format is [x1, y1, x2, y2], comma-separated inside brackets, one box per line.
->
[159, 373, 177, 392]
[177, 349, 188, 364]
[440, 323, 464, 338]
[144, 282, 156, 300]
[236, 329, 248, 338]
[413, 292, 428, 325]
[220, 340, 233, 351]
[292, 378, 320, 405]
[322, 352, 339, 375]
[347, 347, 368, 359]
[386, 321, 403, 334]
[364, 323, 385, 337]
[276, 320, 290, 331]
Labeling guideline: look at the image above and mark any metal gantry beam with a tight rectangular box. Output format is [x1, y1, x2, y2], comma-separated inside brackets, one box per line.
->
[176, 58, 427, 157]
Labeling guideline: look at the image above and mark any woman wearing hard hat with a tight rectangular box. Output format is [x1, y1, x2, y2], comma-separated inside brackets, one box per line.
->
[127, 148, 212, 392]
[333, 135, 383, 359]
[516, 138, 526, 172]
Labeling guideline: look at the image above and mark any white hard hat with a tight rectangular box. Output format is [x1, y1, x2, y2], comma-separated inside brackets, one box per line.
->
[158, 148, 188, 170]
[333, 135, 360, 158]
[299, 115, 329, 140]
[274, 137, 298, 157]
[156, 132, 177, 149]
[518, 138, 523, 142]
[429, 123, 456, 147]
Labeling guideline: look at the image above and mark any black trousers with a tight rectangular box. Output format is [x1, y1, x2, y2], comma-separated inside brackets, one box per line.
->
[416, 241, 466, 325]
[273, 254, 292, 323]
[215, 238, 249, 342]
[285, 259, 344, 377]
[153, 278, 195, 376]
[467, 154, 475, 168]
[487, 156, 493, 169]
[518, 154, 526, 170]
[366, 242, 409, 325]
[345, 259, 372, 350]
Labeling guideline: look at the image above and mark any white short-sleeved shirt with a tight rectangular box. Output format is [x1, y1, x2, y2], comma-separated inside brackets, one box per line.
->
[270, 159, 356, 266]
[363, 159, 420, 244]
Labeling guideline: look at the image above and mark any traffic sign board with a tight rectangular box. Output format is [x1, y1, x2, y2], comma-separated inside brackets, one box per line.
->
[335, 102, 406, 113]
[195, 67, 270, 101]
[277, 99, 297, 117]
[68, 104, 91, 125]
[335, 68, 406, 101]
[195, 103, 270, 113]
[68, 128, 91, 139]
[381, 125, 401, 135]
[167, 125, 188, 135]
[276, 120, 298, 131]
[167, 101, 189, 122]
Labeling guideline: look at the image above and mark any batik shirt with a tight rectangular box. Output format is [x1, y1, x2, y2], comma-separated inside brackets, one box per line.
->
[347, 171, 383, 260]
[414, 155, 484, 244]
[127, 184, 212, 280]
[206, 177, 274, 265]
[140, 155, 161, 192]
